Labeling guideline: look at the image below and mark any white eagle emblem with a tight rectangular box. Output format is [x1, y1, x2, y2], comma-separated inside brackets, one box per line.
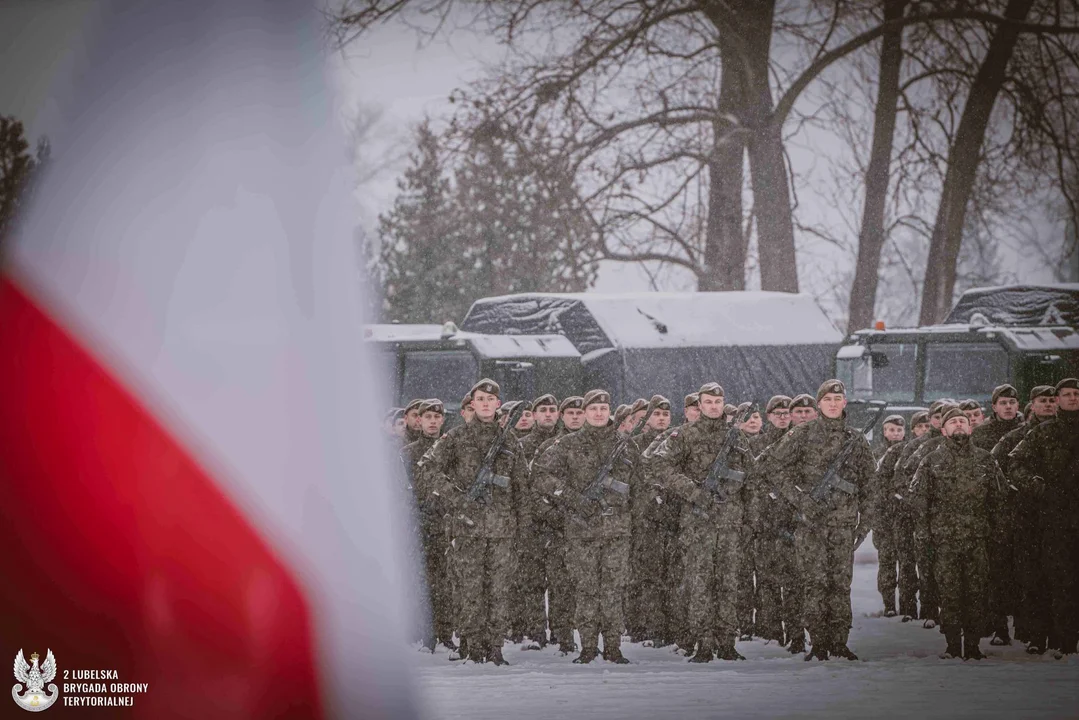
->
[12, 649, 58, 712]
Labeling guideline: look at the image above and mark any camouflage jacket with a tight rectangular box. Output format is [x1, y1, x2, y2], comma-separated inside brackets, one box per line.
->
[532, 422, 637, 540]
[765, 415, 876, 530]
[520, 423, 560, 467]
[971, 415, 1023, 452]
[750, 424, 786, 458]
[1008, 410, 1079, 536]
[909, 435, 1007, 541]
[650, 414, 754, 527]
[418, 418, 529, 539]
[990, 416, 1047, 477]
[873, 439, 909, 521]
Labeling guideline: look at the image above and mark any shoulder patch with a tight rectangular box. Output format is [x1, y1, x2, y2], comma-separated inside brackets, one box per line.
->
[670, 431, 679, 438]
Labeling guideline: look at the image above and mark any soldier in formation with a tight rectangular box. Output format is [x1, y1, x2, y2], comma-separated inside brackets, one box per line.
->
[391, 372, 1078, 665]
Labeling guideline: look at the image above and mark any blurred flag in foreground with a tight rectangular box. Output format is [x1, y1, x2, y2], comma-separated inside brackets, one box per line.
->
[0, 1, 416, 718]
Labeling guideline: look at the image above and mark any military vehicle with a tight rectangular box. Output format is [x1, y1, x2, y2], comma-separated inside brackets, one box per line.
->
[834, 284, 1079, 420]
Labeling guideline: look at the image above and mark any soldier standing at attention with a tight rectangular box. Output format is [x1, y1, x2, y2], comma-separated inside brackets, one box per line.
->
[513, 395, 559, 648]
[1008, 378, 1079, 658]
[768, 380, 876, 661]
[533, 390, 636, 664]
[870, 414, 906, 617]
[874, 415, 906, 462]
[683, 393, 701, 424]
[615, 405, 636, 436]
[734, 401, 763, 640]
[419, 380, 529, 665]
[401, 400, 454, 651]
[789, 394, 819, 425]
[751, 396, 791, 456]
[971, 384, 1021, 451]
[875, 411, 925, 620]
[910, 407, 1007, 660]
[651, 382, 755, 662]
[988, 386, 1057, 646]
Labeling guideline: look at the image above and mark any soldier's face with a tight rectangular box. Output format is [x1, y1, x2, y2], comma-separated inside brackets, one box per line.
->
[791, 406, 817, 425]
[648, 408, 671, 431]
[818, 393, 846, 419]
[632, 410, 647, 426]
[1058, 387, 1079, 411]
[461, 406, 475, 424]
[1031, 395, 1058, 418]
[562, 407, 586, 430]
[883, 423, 905, 442]
[929, 413, 943, 429]
[421, 411, 444, 437]
[699, 394, 725, 419]
[963, 408, 985, 427]
[943, 415, 971, 437]
[912, 423, 929, 438]
[992, 397, 1019, 420]
[515, 410, 534, 430]
[684, 406, 700, 423]
[768, 409, 791, 429]
[742, 412, 763, 434]
[534, 405, 559, 428]
[472, 390, 500, 422]
[393, 418, 407, 436]
[618, 416, 636, 433]
[405, 409, 421, 430]
[585, 403, 611, 427]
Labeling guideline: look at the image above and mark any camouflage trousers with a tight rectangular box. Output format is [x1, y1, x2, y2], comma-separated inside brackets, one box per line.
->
[568, 535, 630, 653]
[933, 534, 990, 637]
[876, 512, 919, 618]
[755, 530, 803, 644]
[736, 534, 759, 637]
[450, 535, 517, 650]
[794, 524, 855, 648]
[678, 519, 741, 643]
[628, 514, 678, 640]
[421, 518, 454, 644]
[914, 532, 940, 622]
[514, 521, 575, 644]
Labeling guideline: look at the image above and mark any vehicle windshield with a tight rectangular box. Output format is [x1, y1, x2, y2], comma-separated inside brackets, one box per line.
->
[400, 351, 478, 405]
[923, 343, 1009, 402]
[836, 343, 917, 403]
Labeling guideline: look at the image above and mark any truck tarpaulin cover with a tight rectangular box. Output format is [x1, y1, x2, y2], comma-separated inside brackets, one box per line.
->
[461, 293, 843, 405]
[945, 284, 1079, 327]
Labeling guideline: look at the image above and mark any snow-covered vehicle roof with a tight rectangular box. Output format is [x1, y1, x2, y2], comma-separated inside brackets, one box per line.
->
[363, 323, 581, 359]
[461, 291, 843, 354]
[945, 283, 1079, 327]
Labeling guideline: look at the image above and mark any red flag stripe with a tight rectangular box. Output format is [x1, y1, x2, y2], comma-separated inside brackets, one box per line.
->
[0, 273, 324, 719]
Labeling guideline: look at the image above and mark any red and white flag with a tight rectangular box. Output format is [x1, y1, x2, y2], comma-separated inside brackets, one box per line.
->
[0, 2, 417, 717]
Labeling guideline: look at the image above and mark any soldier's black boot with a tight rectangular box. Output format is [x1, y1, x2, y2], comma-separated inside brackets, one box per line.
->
[939, 628, 962, 659]
[573, 647, 599, 664]
[688, 637, 715, 663]
[715, 637, 745, 661]
[831, 643, 858, 661]
[788, 633, 806, 655]
[602, 643, 631, 665]
[448, 637, 469, 661]
[989, 626, 1011, 646]
[488, 644, 510, 666]
[962, 633, 985, 661]
[805, 640, 830, 661]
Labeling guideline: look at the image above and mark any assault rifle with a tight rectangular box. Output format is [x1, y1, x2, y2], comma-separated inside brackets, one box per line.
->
[701, 404, 755, 503]
[581, 406, 655, 509]
[466, 401, 526, 504]
[807, 401, 887, 507]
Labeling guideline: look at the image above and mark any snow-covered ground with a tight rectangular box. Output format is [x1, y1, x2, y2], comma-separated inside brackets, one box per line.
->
[408, 534, 1079, 719]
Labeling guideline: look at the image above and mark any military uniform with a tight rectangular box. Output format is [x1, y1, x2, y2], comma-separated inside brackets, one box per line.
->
[402, 425, 454, 649]
[419, 380, 528, 664]
[970, 384, 1023, 452]
[533, 390, 636, 664]
[910, 409, 1007, 659]
[768, 381, 876, 660]
[512, 395, 561, 646]
[874, 430, 920, 620]
[651, 383, 755, 661]
[1008, 380, 1079, 656]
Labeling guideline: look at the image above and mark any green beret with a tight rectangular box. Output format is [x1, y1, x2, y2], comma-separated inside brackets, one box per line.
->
[991, 384, 1017, 404]
[1030, 385, 1056, 400]
[940, 407, 967, 425]
[498, 400, 524, 417]
[766, 395, 792, 414]
[531, 394, 558, 411]
[404, 398, 424, 413]
[613, 405, 633, 426]
[910, 411, 929, 427]
[583, 389, 612, 408]
[1056, 377, 1079, 392]
[559, 396, 584, 411]
[790, 394, 816, 410]
[698, 382, 725, 398]
[816, 379, 846, 403]
[648, 394, 671, 412]
[461, 394, 473, 410]
[630, 398, 648, 414]
[418, 399, 444, 415]
[684, 393, 700, 408]
[883, 414, 905, 426]
[957, 399, 981, 412]
[470, 378, 500, 398]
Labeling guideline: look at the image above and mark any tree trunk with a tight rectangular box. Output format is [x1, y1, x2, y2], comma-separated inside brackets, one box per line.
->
[918, 0, 1034, 325]
[741, 1, 799, 293]
[702, 0, 798, 293]
[702, 40, 747, 292]
[847, 0, 908, 334]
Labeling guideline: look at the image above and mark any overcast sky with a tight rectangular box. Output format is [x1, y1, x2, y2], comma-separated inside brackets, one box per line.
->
[2, 2, 1063, 319]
